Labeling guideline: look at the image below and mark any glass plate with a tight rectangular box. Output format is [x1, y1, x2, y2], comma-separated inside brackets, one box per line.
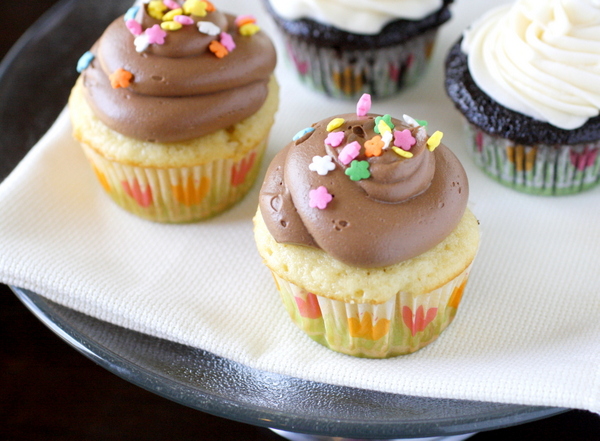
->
[1, 1, 566, 438]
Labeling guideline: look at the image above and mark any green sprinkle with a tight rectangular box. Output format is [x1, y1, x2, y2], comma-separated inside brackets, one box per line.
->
[374, 114, 394, 134]
[345, 160, 371, 181]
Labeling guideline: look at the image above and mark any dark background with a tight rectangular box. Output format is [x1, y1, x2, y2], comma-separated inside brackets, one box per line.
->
[1, 1, 600, 440]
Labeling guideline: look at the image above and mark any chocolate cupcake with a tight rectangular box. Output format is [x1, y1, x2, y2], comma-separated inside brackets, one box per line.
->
[445, 0, 600, 195]
[264, 0, 454, 99]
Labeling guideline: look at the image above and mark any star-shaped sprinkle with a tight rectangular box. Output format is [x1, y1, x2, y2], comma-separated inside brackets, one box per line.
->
[345, 160, 371, 181]
[374, 114, 394, 134]
[327, 118, 345, 132]
[76, 51, 94, 73]
[427, 131, 443, 151]
[309, 155, 336, 176]
[109, 68, 133, 89]
[325, 131, 344, 147]
[126, 19, 142, 36]
[183, 0, 207, 17]
[392, 147, 414, 159]
[197, 21, 221, 36]
[416, 119, 428, 127]
[239, 23, 261, 36]
[209, 40, 228, 58]
[393, 129, 416, 151]
[134, 33, 150, 52]
[292, 127, 314, 141]
[148, 0, 168, 20]
[309, 186, 333, 209]
[338, 141, 361, 165]
[364, 136, 384, 157]
[220, 32, 236, 51]
[146, 24, 167, 45]
[356, 93, 371, 117]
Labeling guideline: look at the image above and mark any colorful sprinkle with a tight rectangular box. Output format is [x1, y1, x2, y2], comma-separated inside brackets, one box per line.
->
[204, 1, 216, 12]
[364, 136, 384, 157]
[393, 129, 416, 151]
[197, 21, 221, 36]
[161, 21, 183, 31]
[403, 114, 419, 128]
[220, 32, 236, 51]
[235, 15, 256, 27]
[209, 40, 228, 58]
[293, 127, 314, 141]
[239, 23, 260, 36]
[76, 51, 94, 73]
[345, 160, 371, 181]
[374, 114, 394, 134]
[356, 93, 371, 117]
[146, 24, 167, 44]
[325, 131, 344, 147]
[381, 131, 393, 149]
[163, 0, 180, 9]
[174, 14, 195, 25]
[163, 8, 183, 21]
[124, 6, 140, 22]
[427, 131, 443, 151]
[392, 146, 414, 159]
[183, 0, 208, 17]
[309, 186, 333, 209]
[338, 141, 361, 165]
[109, 68, 133, 89]
[126, 19, 142, 36]
[134, 33, 150, 52]
[148, 0, 168, 20]
[327, 118, 345, 132]
[416, 119, 429, 127]
[308, 155, 336, 176]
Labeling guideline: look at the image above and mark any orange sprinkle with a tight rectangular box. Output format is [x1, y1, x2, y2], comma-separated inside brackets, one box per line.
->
[364, 135, 384, 157]
[208, 40, 228, 58]
[109, 68, 133, 89]
[204, 1, 215, 12]
[235, 16, 256, 27]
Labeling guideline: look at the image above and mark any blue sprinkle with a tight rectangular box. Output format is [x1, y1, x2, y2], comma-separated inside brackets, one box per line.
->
[124, 6, 140, 22]
[293, 127, 315, 141]
[76, 51, 95, 73]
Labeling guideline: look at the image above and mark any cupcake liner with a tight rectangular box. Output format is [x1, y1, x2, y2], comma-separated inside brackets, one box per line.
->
[79, 139, 267, 222]
[281, 29, 438, 99]
[467, 124, 600, 196]
[271, 264, 472, 358]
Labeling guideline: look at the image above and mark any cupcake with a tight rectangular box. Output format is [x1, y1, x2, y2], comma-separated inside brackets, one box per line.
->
[253, 94, 480, 358]
[445, 0, 600, 195]
[69, 1, 278, 222]
[263, 0, 454, 99]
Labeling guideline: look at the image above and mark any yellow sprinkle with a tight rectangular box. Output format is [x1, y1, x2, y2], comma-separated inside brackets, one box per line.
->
[377, 119, 391, 134]
[183, 0, 207, 17]
[148, 0, 168, 20]
[326, 118, 345, 132]
[427, 131, 444, 151]
[392, 147, 414, 159]
[163, 8, 183, 21]
[161, 21, 183, 31]
[239, 23, 261, 36]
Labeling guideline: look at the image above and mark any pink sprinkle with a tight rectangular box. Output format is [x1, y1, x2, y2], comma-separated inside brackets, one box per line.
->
[163, 0, 180, 9]
[235, 14, 256, 27]
[325, 131, 345, 147]
[356, 93, 371, 117]
[309, 186, 333, 210]
[220, 32, 236, 52]
[174, 15, 194, 25]
[393, 129, 416, 151]
[339, 141, 361, 165]
[125, 19, 142, 36]
[145, 24, 167, 45]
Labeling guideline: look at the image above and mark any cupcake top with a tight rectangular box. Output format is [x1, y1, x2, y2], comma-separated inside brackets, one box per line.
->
[77, 0, 276, 143]
[259, 94, 468, 268]
[461, 0, 600, 131]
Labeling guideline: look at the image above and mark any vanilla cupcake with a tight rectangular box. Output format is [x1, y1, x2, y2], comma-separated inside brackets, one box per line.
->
[263, 0, 454, 99]
[70, 1, 278, 222]
[445, 0, 600, 195]
[254, 95, 480, 358]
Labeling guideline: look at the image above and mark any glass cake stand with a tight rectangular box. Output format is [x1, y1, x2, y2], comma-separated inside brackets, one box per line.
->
[0, 0, 566, 439]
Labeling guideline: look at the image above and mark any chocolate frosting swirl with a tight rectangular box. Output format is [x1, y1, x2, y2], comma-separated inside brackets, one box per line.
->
[259, 113, 469, 268]
[81, 4, 276, 142]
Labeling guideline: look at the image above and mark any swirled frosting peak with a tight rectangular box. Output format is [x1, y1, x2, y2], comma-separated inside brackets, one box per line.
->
[462, 0, 600, 130]
[79, 1, 277, 142]
[259, 95, 468, 268]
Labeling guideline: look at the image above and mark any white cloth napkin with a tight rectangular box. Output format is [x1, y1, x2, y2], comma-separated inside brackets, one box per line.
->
[2, 0, 600, 414]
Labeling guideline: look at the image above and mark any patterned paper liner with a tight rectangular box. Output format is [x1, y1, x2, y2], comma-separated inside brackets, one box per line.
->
[466, 124, 600, 196]
[79, 139, 267, 223]
[271, 264, 472, 358]
[281, 29, 438, 100]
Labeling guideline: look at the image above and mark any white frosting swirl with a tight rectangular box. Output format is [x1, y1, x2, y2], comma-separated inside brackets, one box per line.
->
[462, 0, 600, 130]
[268, 0, 445, 35]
